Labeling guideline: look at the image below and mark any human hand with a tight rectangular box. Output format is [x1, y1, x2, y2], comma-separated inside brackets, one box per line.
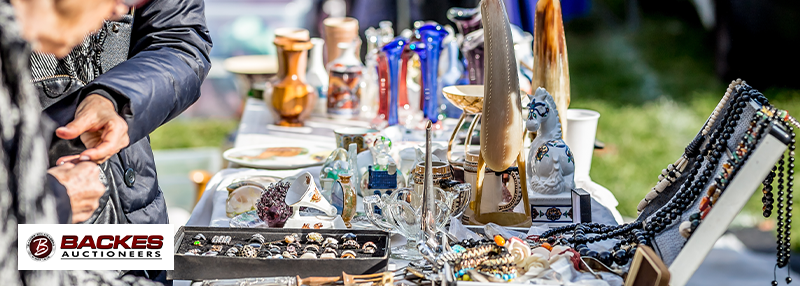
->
[48, 161, 105, 223]
[55, 94, 129, 164]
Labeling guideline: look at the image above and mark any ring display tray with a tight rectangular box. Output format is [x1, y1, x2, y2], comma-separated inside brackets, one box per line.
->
[168, 226, 390, 281]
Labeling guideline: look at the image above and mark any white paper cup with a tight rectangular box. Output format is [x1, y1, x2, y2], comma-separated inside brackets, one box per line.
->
[566, 109, 600, 182]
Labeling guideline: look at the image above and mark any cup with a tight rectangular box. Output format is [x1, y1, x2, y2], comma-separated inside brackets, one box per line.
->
[565, 109, 600, 182]
[333, 127, 381, 153]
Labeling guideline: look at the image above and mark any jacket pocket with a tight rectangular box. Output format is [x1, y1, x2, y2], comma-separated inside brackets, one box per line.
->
[32, 75, 85, 110]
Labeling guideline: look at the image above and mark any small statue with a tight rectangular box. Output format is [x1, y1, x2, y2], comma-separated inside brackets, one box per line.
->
[526, 88, 575, 196]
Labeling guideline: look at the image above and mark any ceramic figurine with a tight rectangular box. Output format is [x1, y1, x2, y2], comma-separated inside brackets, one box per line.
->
[272, 37, 315, 127]
[480, 0, 523, 173]
[526, 88, 575, 195]
[410, 24, 448, 124]
[326, 41, 363, 119]
[307, 38, 329, 114]
[339, 173, 357, 228]
[532, 0, 571, 138]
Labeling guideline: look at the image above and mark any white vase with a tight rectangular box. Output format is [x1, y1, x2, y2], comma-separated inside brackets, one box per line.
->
[307, 38, 329, 115]
[565, 109, 600, 182]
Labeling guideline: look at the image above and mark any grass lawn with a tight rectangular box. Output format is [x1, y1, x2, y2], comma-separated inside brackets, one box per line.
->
[149, 4, 800, 249]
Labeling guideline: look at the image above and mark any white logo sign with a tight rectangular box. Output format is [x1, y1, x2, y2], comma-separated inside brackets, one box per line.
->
[18, 224, 174, 270]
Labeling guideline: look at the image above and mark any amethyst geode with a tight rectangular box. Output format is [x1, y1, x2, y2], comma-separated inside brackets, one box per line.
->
[256, 181, 291, 227]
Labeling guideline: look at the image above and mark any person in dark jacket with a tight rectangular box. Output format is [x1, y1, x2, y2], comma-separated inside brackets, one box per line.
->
[31, 0, 213, 224]
[1, 0, 164, 284]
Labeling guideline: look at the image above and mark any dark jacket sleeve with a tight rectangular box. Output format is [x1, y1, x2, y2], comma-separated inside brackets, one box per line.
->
[80, 0, 212, 143]
[47, 174, 72, 224]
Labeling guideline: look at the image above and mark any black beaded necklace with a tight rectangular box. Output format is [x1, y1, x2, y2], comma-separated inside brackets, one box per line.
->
[534, 84, 797, 285]
[761, 112, 797, 285]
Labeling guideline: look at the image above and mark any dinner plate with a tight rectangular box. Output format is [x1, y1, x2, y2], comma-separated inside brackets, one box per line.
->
[223, 143, 333, 170]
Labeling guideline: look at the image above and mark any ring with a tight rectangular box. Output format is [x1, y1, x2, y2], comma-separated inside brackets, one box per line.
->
[323, 247, 337, 255]
[300, 252, 317, 259]
[341, 233, 357, 241]
[184, 249, 201, 255]
[304, 244, 320, 254]
[249, 234, 266, 244]
[193, 233, 206, 242]
[239, 245, 258, 258]
[226, 247, 239, 257]
[285, 234, 299, 244]
[202, 251, 218, 256]
[362, 241, 376, 254]
[211, 245, 223, 252]
[322, 237, 339, 249]
[282, 251, 297, 259]
[342, 239, 360, 249]
[306, 232, 323, 244]
[320, 252, 336, 259]
[341, 250, 356, 259]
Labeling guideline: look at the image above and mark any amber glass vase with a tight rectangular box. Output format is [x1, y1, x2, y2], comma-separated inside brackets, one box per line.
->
[272, 38, 314, 127]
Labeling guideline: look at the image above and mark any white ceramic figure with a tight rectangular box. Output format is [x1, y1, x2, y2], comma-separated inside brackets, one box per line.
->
[526, 87, 575, 196]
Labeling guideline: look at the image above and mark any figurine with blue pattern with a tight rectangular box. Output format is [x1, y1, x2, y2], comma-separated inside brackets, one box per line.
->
[526, 87, 575, 196]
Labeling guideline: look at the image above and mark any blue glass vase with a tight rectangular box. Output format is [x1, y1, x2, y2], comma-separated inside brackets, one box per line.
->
[410, 24, 448, 124]
[379, 37, 407, 126]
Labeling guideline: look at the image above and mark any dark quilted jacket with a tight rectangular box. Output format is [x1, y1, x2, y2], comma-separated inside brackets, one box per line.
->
[30, 0, 213, 224]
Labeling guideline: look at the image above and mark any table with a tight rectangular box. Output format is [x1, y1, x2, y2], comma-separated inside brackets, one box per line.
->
[184, 98, 623, 282]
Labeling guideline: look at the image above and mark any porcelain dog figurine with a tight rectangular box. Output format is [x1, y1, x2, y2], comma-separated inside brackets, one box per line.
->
[526, 87, 575, 196]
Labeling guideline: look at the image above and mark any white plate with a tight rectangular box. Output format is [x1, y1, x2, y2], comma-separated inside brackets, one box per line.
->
[223, 143, 333, 170]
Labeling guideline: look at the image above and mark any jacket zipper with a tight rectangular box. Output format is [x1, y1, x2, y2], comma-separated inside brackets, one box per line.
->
[31, 74, 86, 85]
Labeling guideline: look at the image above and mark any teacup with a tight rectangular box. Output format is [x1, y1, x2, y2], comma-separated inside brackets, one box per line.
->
[334, 127, 382, 152]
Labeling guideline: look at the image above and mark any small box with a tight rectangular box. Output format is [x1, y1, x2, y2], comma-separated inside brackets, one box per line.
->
[529, 188, 592, 225]
[367, 165, 397, 190]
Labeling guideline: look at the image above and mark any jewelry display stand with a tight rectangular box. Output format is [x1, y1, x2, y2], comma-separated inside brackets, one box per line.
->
[668, 122, 789, 286]
[637, 99, 792, 286]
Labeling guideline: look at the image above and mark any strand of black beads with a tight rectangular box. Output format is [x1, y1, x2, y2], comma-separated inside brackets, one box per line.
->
[764, 169, 777, 217]
[777, 152, 786, 268]
[642, 87, 745, 242]
[782, 120, 795, 284]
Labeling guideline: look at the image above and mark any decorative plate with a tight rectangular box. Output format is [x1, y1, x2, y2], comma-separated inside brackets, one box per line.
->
[223, 144, 332, 169]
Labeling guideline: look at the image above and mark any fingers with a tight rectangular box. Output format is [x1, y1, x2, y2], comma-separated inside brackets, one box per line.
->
[66, 162, 104, 223]
[56, 155, 82, 166]
[79, 119, 129, 164]
[56, 114, 97, 140]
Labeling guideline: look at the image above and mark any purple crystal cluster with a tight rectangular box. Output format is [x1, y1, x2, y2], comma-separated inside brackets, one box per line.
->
[256, 181, 291, 227]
